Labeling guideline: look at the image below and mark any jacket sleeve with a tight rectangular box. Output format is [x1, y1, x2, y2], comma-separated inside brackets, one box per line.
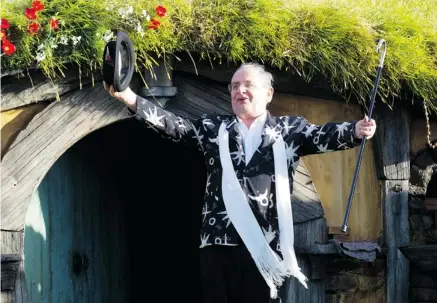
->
[297, 117, 362, 156]
[128, 95, 207, 150]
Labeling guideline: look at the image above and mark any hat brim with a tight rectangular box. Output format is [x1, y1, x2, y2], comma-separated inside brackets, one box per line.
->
[102, 31, 135, 92]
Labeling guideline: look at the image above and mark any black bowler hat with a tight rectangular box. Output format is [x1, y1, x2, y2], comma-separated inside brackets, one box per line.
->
[102, 31, 135, 92]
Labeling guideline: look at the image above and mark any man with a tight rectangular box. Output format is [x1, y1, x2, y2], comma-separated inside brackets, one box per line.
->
[104, 62, 376, 303]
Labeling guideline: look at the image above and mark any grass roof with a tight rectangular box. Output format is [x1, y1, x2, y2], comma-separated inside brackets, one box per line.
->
[1, 0, 437, 112]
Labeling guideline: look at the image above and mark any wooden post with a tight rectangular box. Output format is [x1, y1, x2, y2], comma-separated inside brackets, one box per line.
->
[373, 103, 411, 303]
[139, 56, 177, 108]
[382, 180, 409, 302]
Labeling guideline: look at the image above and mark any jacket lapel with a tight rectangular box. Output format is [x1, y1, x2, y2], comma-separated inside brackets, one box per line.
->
[246, 112, 280, 168]
[226, 117, 246, 170]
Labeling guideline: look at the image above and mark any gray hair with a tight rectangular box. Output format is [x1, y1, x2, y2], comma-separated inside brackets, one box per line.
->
[235, 62, 274, 88]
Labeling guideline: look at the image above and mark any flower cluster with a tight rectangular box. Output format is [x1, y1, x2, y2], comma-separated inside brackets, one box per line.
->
[24, 0, 59, 35]
[113, 4, 167, 38]
[1, 0, 64, 57]
[148, 5, 167, 30]
[1, 18, 15, 55]
[2, 2, 167, 62]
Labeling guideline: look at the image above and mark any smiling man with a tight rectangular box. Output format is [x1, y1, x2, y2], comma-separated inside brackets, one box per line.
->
[104, 62, 376, 303]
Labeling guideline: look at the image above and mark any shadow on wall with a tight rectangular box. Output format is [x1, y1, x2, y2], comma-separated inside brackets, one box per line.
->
[24, 118, 206, 302]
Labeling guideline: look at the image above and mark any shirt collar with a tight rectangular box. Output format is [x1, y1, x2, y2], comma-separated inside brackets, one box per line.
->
[236, 111, 268, 129]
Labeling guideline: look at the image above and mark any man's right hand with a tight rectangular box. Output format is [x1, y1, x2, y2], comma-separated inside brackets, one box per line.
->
[103, 81, 137, 111]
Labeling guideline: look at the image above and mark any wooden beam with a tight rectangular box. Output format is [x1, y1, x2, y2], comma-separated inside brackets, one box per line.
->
[372, 101, 411, 303]
[373, 103, 411, 180]
[383, 180, 409, 303]
[1, 65, 102, 111]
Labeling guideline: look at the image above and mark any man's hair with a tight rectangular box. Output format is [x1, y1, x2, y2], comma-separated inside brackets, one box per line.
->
[235, 62, 274, 88]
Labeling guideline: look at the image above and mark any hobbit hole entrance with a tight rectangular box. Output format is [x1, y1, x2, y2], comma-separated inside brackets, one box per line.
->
[24, 119, 205, 302]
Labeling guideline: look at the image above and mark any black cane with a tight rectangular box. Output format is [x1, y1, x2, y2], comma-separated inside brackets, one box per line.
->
[341, 39, 387, 233]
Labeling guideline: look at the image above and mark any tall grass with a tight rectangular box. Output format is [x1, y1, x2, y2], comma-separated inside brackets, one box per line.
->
[1, 0, 436, 110]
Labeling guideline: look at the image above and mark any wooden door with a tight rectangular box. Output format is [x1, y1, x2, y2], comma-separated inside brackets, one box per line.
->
[24, 136, 130, 303]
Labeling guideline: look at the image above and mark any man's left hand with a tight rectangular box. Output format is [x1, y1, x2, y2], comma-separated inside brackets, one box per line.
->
[355, 115, 376, 139]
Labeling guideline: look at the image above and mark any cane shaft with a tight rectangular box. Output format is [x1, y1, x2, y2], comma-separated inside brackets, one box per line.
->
[341, 65, 383, 233]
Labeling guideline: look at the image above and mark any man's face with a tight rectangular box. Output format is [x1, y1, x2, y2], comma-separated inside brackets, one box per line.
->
[230, 68, 273, 119]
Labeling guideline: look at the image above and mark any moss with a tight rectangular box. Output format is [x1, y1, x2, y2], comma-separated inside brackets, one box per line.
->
[1, 0, 436, 111]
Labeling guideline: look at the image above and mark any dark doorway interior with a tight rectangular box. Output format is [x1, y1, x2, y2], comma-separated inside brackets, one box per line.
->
[88, 118, 206, 301]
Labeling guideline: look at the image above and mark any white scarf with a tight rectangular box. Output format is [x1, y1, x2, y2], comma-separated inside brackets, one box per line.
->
[218, 121, 308, 299]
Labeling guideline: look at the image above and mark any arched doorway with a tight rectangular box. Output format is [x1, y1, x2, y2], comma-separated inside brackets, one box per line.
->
[24, 119, 206, 302]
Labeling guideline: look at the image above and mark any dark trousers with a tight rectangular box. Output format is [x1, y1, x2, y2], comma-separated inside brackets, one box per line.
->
[200, 244, 283, 303]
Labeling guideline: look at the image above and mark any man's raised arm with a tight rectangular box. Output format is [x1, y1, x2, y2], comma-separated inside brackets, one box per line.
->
[104, 83, 207, 149]
[289, 116, 376, 156]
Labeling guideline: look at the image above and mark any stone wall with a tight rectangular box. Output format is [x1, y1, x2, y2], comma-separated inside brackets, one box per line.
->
[408, 145, 437, 302]
[326, 256, 386, 303]
[409, 147, 437, 244]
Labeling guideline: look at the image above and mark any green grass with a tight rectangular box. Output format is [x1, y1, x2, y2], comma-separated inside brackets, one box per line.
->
[1, 0, 436, 111]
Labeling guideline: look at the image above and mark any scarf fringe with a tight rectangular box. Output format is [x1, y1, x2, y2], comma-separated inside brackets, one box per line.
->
[254, 244, 309, 298]
[253, 243, 289, 299]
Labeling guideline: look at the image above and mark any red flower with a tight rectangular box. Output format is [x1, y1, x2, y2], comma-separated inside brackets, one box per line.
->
[27, 22, 40, 34]
[50, 17, 59, 30]
[25, 8, 37, 20]
[148, 18, 160, 30]
[156, 5, 166, 17]
[2, 40, 16, 55]
[1, 18, 10, 29]
[0, 30, 6, 41]
[32, 0, 44, 11]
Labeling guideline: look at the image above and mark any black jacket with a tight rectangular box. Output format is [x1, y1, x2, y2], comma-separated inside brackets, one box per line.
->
[129, 96, 362, 254]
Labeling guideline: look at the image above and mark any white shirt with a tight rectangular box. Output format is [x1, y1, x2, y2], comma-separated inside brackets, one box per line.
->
[236, 111, 267, 165]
